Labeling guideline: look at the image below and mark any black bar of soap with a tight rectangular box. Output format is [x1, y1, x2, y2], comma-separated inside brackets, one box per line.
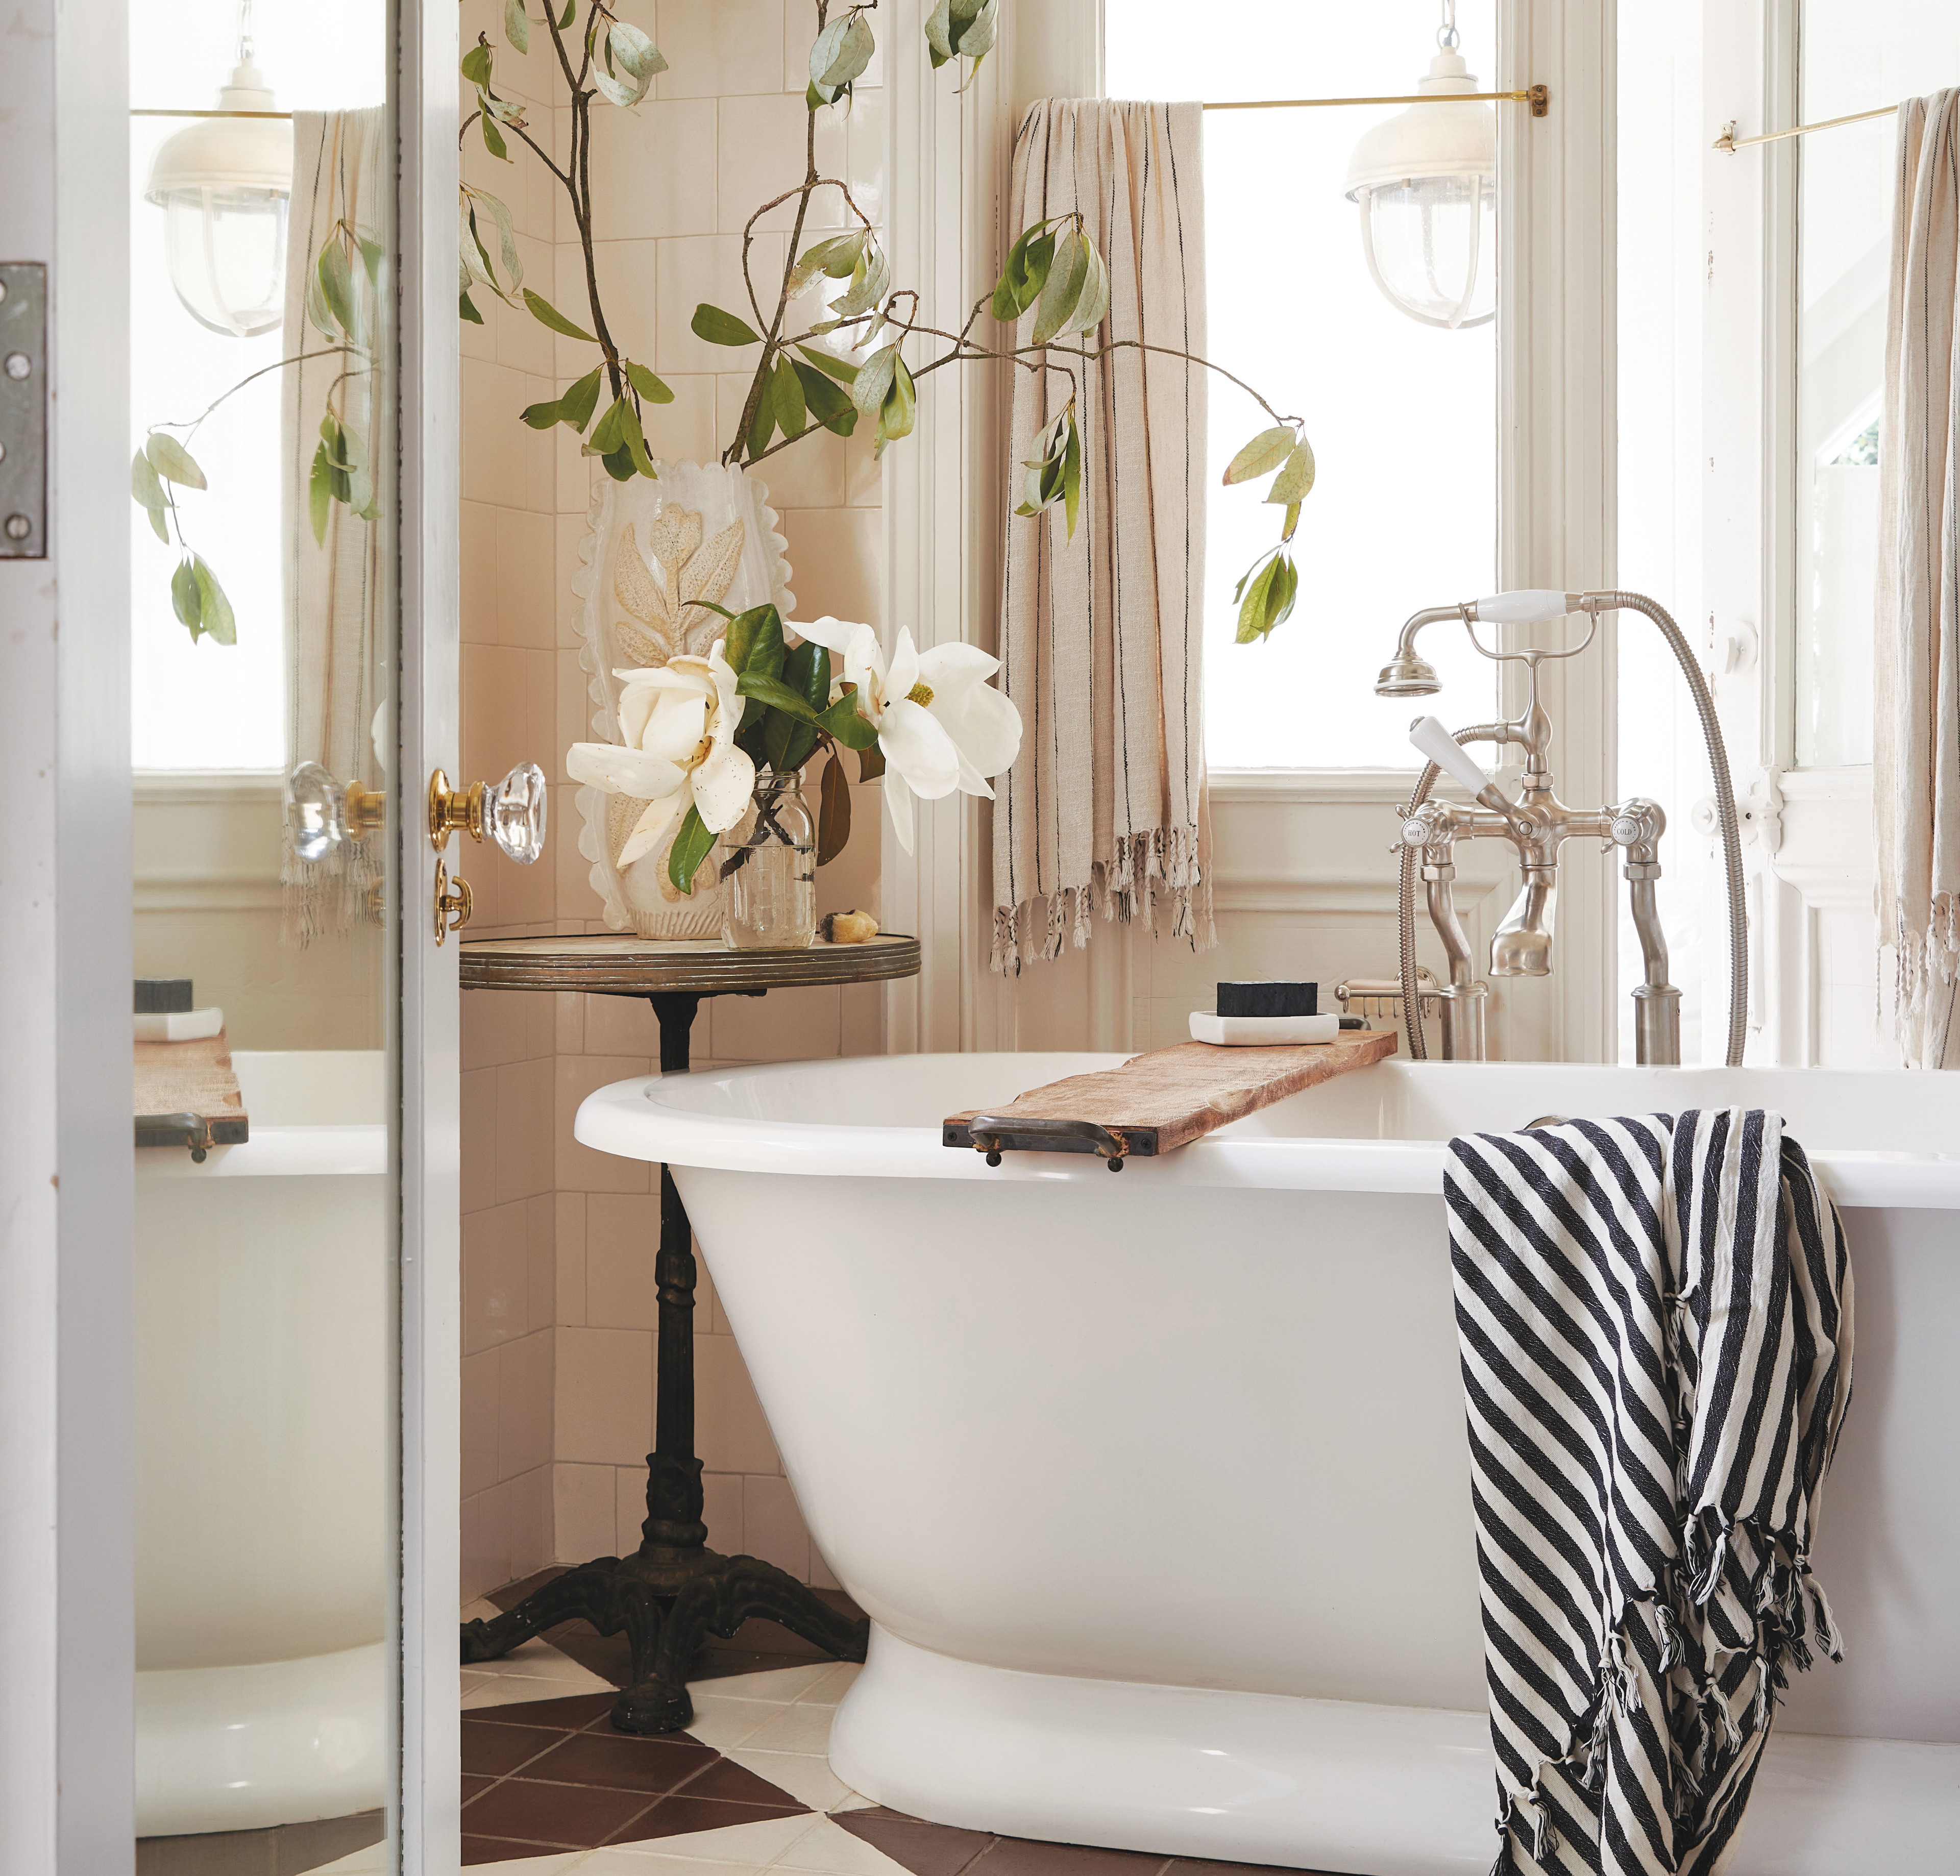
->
[135, 978, 194, 1014]
[1216, 980, 1317, 1018]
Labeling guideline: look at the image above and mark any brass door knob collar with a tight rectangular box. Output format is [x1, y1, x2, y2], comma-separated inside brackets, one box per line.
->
[428, 768, 487, 851]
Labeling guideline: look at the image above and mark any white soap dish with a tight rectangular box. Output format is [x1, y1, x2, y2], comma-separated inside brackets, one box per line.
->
[135, 1006, 225, 1042]
[1189, 1011, 1339, 1046]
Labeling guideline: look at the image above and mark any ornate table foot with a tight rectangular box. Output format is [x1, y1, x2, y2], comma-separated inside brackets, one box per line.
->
[460, 1457, 869, 1734]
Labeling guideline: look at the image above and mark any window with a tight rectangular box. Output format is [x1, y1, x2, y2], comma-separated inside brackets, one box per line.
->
[1105, 0, 1499, 769]
[128, 0, 387, 771]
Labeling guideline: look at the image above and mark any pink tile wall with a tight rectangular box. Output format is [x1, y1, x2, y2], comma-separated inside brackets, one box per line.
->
[459, 0, 887, 1602]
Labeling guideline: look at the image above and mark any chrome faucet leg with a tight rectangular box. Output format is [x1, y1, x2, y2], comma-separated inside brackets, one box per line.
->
[1612, 799, 1681, 1066]
[1423, 860, 1489, 1061]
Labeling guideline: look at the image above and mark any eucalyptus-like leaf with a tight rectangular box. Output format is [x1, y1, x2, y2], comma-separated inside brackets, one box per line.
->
[476, 190, 522, 289]
[606, 19, 666, 79]
[503, 0, 528, 53]
[591, 53, 654, 109]
[130, 448, 167, 513]
[522, 287, 596, 341]
[481, 113, 509, 160]
[1265, 439, 1315, 507]
[193, 555, 236, 646]
[788, 230, 866, 298]
[318, 240, 360, 340]
[795, 344, 859, 384]
[561, 365, 605, 430]
[829, 236, 890, 319]
[589, 396, 628, 457]
[990, 220, 1056, 323]
[773, 356, 807, 439]
[1031, 227, 1089, 345]
[170, 557, 203, 636]
[459, 200, 494, 290]
[849, 343, 899, 419]
[746, 372, 777, 460]
[1233, 549, 1298, 643]
[691, 303, 761, 346]
[624, 359, 674, 405]
[308, 441, 332, 544]
[616, 396, 657, 478]
[601, 443, 636, 482]
[460, 287, 483, 324]
[793, 360, 856, 436]
[808, 9, 874, 103]
[926, 0, 999, 78]
[460, 39, 493, 85]
[875, 352, 915, 458]
[145, 433, 207, 490]
[1222, 424, 1293, 485]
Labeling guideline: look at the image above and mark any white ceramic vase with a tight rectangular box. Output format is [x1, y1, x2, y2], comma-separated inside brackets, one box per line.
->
[572, 461, 795, 939]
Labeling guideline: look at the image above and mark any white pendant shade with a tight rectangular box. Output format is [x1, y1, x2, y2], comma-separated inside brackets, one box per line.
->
[1343, 51, 1497, 330]
[145, 61, 294, 339]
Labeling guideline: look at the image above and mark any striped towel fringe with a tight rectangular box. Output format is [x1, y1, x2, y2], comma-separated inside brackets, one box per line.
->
[1446, 1110, 1854, 1876]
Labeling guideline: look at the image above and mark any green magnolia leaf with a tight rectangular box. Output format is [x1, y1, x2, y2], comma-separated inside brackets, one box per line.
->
[519, 393, 564, 430]
[667, 804, 715, 893]
[170, 557, 203, 636]
[145, 433, 207, 490]
[725, 603, 785, 682]
[849, 343, 898, 419]
[1222, 424, 1294, 485]
[130, 448, 167, 512]
[784, 635, 831, 715]
[857, 737, 886, 781]
[556, 0, 574, 26]
[692, 303, 761, 347]
[818, 686, 878, 749]
[460, 40, 493, 85]
[1265, 439, 1315, 507]
[503, 0, 528, 53]
[522, 288, 596, 341]
[773, 357, 807, 439]
[816, 749, 851, 865]
[829, 237, 890, 319]
[623, 359, 674, 404]
[589, 396, 628, 456]
[788, 230, 867, 298]
[746, 369, 777, 460]
[1031, 227, 1089, 345]
[795, 344, 858, 384]
[460, 287, 484, 323]
[560, 366, 605, 431]
[616, 396, 658, 478]
[736, 671, 817, 720]
[602, 443, 636, 481]
[318, 240, 360, 338]
[192, 555, 236, 646]
[874, 353, 915, 458]
[309, 441, 332, 544]
[990, 222, 1056, 323]
[606, 19, 666, 78]
[793, 360, 856, 436]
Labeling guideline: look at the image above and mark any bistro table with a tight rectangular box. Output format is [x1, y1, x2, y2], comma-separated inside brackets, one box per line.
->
[456, 932, 921, 1733]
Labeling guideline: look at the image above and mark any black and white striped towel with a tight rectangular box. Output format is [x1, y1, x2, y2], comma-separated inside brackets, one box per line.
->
[1446, 1110, 1853, 1876]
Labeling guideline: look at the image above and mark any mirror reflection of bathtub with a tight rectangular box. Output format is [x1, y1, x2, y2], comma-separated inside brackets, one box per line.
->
[580, 1053, 1960, 1876]
[134, 1050, 391, 1838]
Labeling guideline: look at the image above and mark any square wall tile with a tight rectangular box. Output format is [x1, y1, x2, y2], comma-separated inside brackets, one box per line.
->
[461, 1066, 497, 1214]
[654, 233, 787, 374]
[461, 1485, 512, 1603]
[509, 1463, 554, 1580]
[743, 1474, 811, 1582]
[495, 1055, 556, 1204]
[556, 1054, 654, 1193]
[779, 507, 880, 625]
[553, 1462, 621, 1564]
[527, 1192, 558, 1334]
[462, 500, 499, 643]
[499, 1326, 555, 1479]
[615, 1464, 651, 1554]
[585, 1193, 662, 1328]
[591, 102, 718, 243]
[462, 1347, 502, 1498]
[464, 1200, 530, 1353]
[496, 507, 558, 647]
[585, 991, 660, 1055]
[657, 0, 787, 100]
[554, 1324, 654, 1464]
[708, 982, 841, 1061]
[701, 1469, 745, 1557]
[554, 1190, 588, 1325]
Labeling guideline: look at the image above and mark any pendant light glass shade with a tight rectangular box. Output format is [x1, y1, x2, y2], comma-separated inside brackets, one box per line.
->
[144, 61, 294, 339]
[1343, 50, 1496, 330]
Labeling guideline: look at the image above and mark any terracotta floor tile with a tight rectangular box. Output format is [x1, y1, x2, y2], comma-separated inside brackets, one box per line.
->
[461, 1774, 657, 1847]
[611, 1793, 806, 1843]
[460, 1720, 566, 1776]
[969, 1840, 1170, 1876]
[835, 1811, 996, 1876]
[524, 1728, 719, 1794]
[469, 1690, 620, 1729]
[460, 1773, 497, 1802]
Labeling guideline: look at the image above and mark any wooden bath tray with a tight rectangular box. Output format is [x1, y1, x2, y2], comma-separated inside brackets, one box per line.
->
[943, 1030, 1398, 1168]
[135, 1031, 249, 1161]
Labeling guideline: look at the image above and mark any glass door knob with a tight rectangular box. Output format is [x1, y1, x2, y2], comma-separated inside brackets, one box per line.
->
[427, 761, 548, 864]
[287, 761, 387, 861]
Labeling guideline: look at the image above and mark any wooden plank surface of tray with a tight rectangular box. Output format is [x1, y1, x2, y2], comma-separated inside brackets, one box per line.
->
[944, 1029, 1398, 1159]
[135, 1032, 249, 1151]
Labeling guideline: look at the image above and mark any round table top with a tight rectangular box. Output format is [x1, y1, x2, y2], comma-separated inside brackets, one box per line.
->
[459, 932, 922, 996]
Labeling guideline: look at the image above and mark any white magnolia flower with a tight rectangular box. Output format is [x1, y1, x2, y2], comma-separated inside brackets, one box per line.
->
[794, 615, 1022, 852]
[566, 640, 755, 867]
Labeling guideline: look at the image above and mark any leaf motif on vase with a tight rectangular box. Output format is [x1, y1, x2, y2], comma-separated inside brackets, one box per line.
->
[679, 519, 746, 654]
[605, 792, 691, 903]
[610, 508, 748, 668]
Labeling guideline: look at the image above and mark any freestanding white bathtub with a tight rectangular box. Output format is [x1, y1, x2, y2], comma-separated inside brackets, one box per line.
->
[135, 1049, 394, 1837]
[579, 1053, 1960, 1876]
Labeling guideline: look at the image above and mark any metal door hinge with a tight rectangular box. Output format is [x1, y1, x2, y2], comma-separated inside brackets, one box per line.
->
[0, 263, 47, 560]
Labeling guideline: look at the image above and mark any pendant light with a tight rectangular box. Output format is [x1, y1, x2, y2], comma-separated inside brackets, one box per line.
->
[144, 1, 294, 339]
[1343, 1, 1496, 330]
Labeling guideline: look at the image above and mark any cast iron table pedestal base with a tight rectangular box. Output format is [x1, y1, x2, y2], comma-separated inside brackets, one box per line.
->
[459, 990, 868, 1733]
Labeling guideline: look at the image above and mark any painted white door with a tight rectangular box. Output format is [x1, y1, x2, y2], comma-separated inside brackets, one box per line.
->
[0, 0, 462, 1868]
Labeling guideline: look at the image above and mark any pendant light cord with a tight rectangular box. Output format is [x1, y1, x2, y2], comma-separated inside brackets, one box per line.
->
[1437, 0, 1459, 52]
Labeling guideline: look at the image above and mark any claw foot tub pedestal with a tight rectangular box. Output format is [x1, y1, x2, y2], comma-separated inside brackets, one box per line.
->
[455, 934, 919, 1733]
[576, 1051, 1960, 1876]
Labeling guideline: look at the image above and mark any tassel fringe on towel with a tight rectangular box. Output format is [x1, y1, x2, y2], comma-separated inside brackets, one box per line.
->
[990, 825, 1214, 975]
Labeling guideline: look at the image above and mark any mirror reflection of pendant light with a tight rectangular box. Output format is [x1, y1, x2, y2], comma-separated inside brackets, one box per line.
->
[1343, 0, 1497, 330]
[144, 1, 294, 338]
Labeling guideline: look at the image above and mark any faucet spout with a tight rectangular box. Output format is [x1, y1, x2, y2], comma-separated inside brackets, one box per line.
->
[1490, 870, 1557, 976]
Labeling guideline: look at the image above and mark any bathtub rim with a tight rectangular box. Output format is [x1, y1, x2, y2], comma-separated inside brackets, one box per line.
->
[575, 1055, 1960, 1210]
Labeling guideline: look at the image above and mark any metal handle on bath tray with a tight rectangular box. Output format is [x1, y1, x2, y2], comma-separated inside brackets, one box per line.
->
[967, 1115, 1131, 1170]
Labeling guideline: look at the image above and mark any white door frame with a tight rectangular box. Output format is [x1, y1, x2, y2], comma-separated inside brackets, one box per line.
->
[0, 0, 135, 1863]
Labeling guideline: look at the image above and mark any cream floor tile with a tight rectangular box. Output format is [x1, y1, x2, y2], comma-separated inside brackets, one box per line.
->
[464, 1670, 616, 1710]
[788, 1662, 860, 1708]
[459, 1857, 585, 1875]
[592, 1813, 828, 1866]
[770, 1817, 912, 1876]
[828, 1793, 876, 1813]
[678, 1693, 789, 1751]
[306, 1848, 391, 1876]
[692, 1662, 837, 1704]
[734, 1700, 836, 1754]
[727, 1745, 859, 1814]
[569, 1855, 767, 1876]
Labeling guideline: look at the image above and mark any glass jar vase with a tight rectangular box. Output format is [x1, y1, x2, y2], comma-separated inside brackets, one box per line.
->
[716, 771, 817, 950]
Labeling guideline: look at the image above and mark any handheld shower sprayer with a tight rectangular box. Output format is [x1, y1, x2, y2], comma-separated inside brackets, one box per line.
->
[1381, 590, 1748, 1068]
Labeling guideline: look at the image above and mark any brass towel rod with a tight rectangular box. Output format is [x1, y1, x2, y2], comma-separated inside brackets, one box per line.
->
[1206, 85, 1549, 115]
[1714, 103, 1897, 152]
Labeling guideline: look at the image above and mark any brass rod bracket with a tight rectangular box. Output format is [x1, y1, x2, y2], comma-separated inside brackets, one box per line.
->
[1529, 84, 1550, 118]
